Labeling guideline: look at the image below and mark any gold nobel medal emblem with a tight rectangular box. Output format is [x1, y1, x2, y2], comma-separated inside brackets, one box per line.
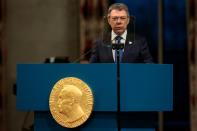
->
[49, 77, 93, 128]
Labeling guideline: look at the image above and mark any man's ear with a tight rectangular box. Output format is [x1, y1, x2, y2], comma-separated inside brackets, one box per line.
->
[127, 17, 130, 25]
[107, 16, 110, 24]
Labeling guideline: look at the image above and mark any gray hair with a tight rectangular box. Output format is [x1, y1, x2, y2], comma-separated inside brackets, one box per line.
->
[107, 3, 130, 17]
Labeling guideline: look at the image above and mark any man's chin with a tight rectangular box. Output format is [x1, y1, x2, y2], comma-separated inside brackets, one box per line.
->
[114, 29, 124, 34]
[115, 31, 124, 35]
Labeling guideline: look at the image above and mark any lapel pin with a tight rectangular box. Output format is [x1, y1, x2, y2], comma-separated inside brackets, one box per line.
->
[129, 41, 133, 45]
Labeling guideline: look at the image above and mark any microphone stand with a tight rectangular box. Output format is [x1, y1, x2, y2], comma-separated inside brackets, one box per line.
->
[112, 43, 124, 131]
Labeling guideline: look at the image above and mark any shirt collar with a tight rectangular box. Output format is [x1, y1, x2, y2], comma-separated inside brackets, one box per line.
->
[111, 30, 127, 41]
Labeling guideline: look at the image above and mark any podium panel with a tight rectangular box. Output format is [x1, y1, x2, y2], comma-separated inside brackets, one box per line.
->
[35, 111, 117, 131]
[120, 64, 173, 111]
[17, 63, 172, 130]
[35, 111, 155, 131]
[17, 64, 117, 111]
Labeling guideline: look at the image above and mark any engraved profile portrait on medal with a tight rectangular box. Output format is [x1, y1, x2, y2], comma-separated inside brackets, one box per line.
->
[49, 77, 93, 128]
[57, 85, 85, 122]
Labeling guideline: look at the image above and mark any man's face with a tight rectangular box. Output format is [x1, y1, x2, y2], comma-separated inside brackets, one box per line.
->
[58, 92, 74, 115]
[108, 9, 130, 35]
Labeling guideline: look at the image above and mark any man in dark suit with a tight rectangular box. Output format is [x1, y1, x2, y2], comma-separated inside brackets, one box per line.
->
[89, 3, 153, 63]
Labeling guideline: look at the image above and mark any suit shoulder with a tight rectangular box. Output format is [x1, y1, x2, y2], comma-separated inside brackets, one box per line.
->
[134, 35, 146, 41]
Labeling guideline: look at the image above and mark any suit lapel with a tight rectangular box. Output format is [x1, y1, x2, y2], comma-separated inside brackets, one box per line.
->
[122, 33, 134, 62]
[102, 33, 114, 62]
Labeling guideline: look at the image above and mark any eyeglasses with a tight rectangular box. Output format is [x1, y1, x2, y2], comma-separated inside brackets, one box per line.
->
[110, 16, 128, 21]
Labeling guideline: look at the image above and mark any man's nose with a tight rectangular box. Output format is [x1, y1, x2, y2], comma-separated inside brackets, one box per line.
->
[116, 18, 121, 23]
[117, 19, 121, 23]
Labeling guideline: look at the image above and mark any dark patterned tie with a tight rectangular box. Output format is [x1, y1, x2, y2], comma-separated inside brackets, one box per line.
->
[115, 36, 123, 63]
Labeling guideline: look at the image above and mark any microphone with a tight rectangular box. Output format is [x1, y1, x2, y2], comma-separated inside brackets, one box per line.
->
[101, 42, 112, 48]
[111, 43, 124, 50]
[111, 39, 124, 50]
[72, 48, 93, 63]
[73, 38, 114, 63]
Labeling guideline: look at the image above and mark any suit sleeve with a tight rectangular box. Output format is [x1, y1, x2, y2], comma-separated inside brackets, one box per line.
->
[89, 41, 99, 63]
[140, 38, 154, 63]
